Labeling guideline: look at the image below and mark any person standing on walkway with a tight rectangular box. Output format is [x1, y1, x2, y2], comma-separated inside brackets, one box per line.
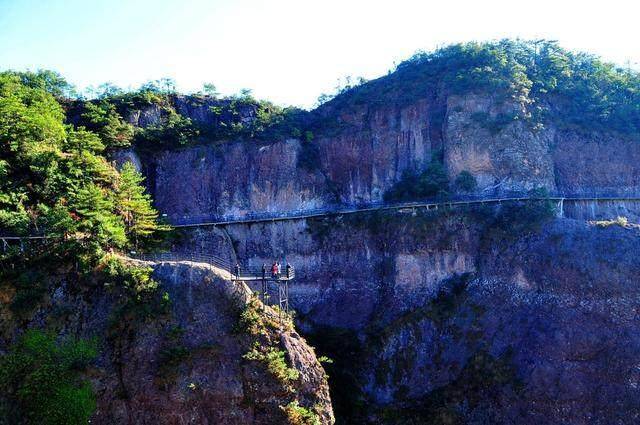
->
[271, 262, 278, 279]
[234, 262, 240, 280]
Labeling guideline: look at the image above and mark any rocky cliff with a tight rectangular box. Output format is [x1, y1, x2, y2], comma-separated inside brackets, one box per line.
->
[112, 89, 640, 421]
[103, 41, 640, 423]
[170, 208, 640, 424]
[0, 260, 334, 424]
[120, 90, 640, 223]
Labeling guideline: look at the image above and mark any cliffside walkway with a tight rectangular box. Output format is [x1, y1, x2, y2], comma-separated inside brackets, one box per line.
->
[129, 251, 295, 281]
[167, 194, 640, 228]
[130, 251, 294, 314]
[3, 194, 639, 246]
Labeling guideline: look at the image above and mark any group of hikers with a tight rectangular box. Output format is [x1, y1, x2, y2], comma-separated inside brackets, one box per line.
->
[233, 260, 292, 280]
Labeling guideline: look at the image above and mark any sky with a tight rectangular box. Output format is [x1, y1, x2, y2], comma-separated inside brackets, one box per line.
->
[1, 0, 639, 108]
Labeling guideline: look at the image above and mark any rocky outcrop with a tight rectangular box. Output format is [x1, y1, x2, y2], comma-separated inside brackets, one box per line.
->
[0, 261, 334, 425]
[169, 209, 640, 424]
[150, 140, 330, 221]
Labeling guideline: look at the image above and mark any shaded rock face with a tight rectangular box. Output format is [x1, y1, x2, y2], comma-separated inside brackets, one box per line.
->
[175, 214, 640, 424]
[0, 262, 333, 425]
[150, 140, 331, 221]
[126, 92, 640, 222]
[444, 94, 557, 192]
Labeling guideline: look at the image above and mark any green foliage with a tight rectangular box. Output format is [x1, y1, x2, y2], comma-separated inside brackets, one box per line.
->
[101, 255, 162, 306]
[318, 355, 334, 364]
[483, 189, 556, 242]
[237, 297, 299, 391]
[592, 216, 639, 229]
[116, 163, 160, 247]
[282, 400, 321, 425]
[95, 85, 312, 150]
[323, 40, 640, 139]
[454, 171, 477, 192]
[201, 83, 219, 97]
[80, 101, 134, 149]
[12, 70, 77, 98]
[68, 183, 127, 248]
[244, 343, 300, 384]
[0, 72, 161, 269]
[384, 159, 449, 202]
[0, 329, 98, 425]
[135, 109, 200, 148]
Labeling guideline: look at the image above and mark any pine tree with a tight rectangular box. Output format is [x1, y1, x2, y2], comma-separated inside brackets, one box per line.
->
[115, 162, 158, 248]
[69, 183, 126, 248]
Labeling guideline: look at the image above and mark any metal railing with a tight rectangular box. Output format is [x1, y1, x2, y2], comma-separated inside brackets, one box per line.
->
[129, 251, 295, 315]
[165, 192, 640, 228]
[130, 251, 295, 282]
[132, 251, 233, 271]
[231, 264, 296, 281]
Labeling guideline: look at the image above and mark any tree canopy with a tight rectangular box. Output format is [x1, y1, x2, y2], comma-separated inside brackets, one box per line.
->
[0, 71, 160, 257]
[324, 39, 640, 138]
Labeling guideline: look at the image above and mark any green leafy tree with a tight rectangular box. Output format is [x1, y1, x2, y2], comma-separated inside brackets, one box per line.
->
[202, 82, 219, 97]
[69, 183, 126, 247]
[385, 159, 449, 202]
[95, 82, 124, 99]
[14, 70, 77, 98]
[0, 71, 159, 258]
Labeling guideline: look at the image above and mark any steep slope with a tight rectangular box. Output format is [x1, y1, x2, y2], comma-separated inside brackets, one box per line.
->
[123, 89, 640, 221]
[0, 260, 334, 424]
[113, 41, 640, 221]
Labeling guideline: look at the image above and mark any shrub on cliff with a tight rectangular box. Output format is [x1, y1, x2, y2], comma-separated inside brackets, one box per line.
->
[454, 171, 478, 193]
[483, 189, 556, 242]
[384, 160, 449, 202]
[135, 109, 200, 148]
[282, 401, 322, 425]
[79, 101, 134, 150]
[0, 330, 98, 425]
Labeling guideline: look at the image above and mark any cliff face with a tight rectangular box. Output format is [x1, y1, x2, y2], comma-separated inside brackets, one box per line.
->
[176, 212, 640, 424]
[110, 73, 640, 423]
[0, 261, 334, 425]
[126, 91, 640, 223]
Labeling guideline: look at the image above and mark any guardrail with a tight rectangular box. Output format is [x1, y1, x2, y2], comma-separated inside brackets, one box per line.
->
[165, 192, 640, 227]
[129, 251, 295, 282]
[132, 251, 233, 271]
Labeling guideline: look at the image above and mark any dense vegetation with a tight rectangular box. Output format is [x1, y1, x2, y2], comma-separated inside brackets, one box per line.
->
[69, 81, 314, 151]
[322, 39, 640, 139]
[384, 157, 450, 202]
[0, 330, 98, 425]
[0, 71, 161, 254]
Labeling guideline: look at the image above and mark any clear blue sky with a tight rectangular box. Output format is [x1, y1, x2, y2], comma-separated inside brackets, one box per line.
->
[1, 0, 638, 108]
